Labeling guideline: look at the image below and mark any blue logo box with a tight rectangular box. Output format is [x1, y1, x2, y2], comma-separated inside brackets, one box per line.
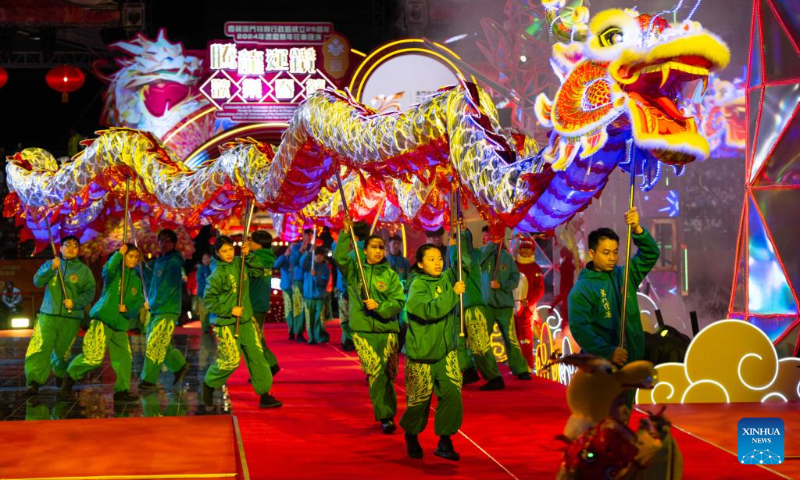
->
[738, 417, 784, 465]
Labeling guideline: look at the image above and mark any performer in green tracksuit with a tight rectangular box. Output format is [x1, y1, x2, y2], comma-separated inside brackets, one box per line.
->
[334, 220, 405, 434]
[480, 229, 531, 379]
[248, 230, 280, 375]
[301, 246, 331, 344]
[289, 229, 313, 342]
[196, 253, 212, 333]
[332, 221, 369, 350]
[568, 207, 659, 367]
[139, 229, 189, 392]
[63, 244, 144, 401]
[202, 235, 282, 409]
[400, 243, 466, 461]
[25, 235, 96, 397]
[387, 235, 411, 349]
[273, 246, 295, 339]
[450, 228, 504, 390]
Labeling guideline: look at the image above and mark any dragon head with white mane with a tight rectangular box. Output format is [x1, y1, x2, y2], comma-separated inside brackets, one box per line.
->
[99, 30, 214, 157]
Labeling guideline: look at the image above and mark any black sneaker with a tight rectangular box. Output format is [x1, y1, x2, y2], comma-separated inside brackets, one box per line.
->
[462, 368, 480, 385]
[173, 363, 190, 386]
[270, 364, 281, 376]
[296, 334, 307, 343]
[202, 382, 214, 407]
[289, 333, 295, 341]
[479, 376, 506, 391]
[434, 435, 460, 461]
[517, 372, 532, 380]
[405, 433, 423, 459]
[138, 381, 157, 394]
[113, 390, 140, 403]
[380, 419, 397, 434]
[24, 382, 40, 398]
[58, 375, 75, 400]
[259, 393, 283, 409]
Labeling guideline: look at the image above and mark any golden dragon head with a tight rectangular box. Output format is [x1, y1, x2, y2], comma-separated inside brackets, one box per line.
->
[536, 5, 730, 171]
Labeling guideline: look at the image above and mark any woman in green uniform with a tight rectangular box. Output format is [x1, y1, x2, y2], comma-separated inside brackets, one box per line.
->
[400, 243, 466, 461]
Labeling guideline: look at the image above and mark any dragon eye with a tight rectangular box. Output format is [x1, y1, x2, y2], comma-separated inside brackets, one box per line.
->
[600, 27, 623, 47]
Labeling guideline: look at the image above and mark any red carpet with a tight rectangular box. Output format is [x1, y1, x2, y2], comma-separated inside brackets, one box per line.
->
[0, 415, 238, 479]
[227, 323, 785, 479]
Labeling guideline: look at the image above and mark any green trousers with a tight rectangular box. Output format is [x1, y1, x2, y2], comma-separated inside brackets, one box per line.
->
[25, 313, 80, 386]
[205, 321, 273, 395]
[195, 296, 210, 332]
[352, 332, 398, 421]
[253, 312, 278, 368]
[305, 298, 330, 343]
[67, 320, 132, 392]
[282, 291, 294, 335]
[457, 335, 475, 373]
[463, 306, 502, 380]
[290, 283, 306, 335]
[486, 306, 529, 375]
[337, 292, 352, 345]
[140, 315, 186, 385]
[400, 350, 463, 436]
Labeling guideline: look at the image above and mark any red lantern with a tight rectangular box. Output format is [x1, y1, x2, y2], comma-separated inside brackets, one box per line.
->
[45, 65, 85, 103]
[0, 67, 7, 89]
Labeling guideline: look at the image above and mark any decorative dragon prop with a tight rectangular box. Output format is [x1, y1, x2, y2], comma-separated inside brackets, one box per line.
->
[97, 29, 217, 159]
[4, 5, 730, 249]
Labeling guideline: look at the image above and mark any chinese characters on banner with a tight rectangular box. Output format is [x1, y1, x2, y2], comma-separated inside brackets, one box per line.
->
[201, 22, 351, 123]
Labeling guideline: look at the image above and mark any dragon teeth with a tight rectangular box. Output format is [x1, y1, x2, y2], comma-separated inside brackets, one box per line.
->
[639, 61, 710, 83]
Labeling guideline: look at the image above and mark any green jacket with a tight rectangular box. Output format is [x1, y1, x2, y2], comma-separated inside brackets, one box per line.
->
[204, 254, 264, 326]
[480, 242, 520, 308]
[333, 230, 404, 333]
[249, 248, 276, 314]
[89, 252, 145, 331]
[33, 256, 96, 320]
[146, 250, 184, 316]
[405, 269, 459, 362]
[449, 230, 484, 309]
[568, 228, 659, 363]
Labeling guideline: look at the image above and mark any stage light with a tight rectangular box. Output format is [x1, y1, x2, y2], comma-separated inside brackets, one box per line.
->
[11, 317, 30, 328]
[187, 311, 193, 319]
[519, 55, 527, 63]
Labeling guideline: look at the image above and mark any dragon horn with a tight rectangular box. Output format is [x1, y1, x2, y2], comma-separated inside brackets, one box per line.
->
[544, 2, 590, 44]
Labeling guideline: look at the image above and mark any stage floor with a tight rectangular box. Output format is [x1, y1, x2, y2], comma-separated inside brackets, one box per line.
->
[0, 326, 223, 421]
[0, 322, 795, 479]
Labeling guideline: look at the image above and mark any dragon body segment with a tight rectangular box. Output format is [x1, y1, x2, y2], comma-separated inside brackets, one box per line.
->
[5, 7, 730, 245]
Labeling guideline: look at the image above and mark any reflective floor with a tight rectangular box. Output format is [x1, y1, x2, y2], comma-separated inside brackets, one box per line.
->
[0, 331, 233, 421]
